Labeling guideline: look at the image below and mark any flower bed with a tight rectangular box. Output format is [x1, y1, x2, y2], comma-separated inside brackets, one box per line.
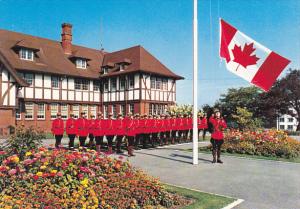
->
[203, 129, 300, 159]
[0, 147, 186, 209]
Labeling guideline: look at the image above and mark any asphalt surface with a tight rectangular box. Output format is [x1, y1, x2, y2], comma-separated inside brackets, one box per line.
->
[128, 143, 300, 209]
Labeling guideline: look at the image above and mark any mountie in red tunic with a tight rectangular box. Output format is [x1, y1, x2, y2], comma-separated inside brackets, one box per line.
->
[139, 118, 146, 134]
[209, 117, 227, 140]
[170, 117, 176, 131]
[199, 117, 208, 129]
[175, 118, 184, 131]
[93, 119, 104, 137]
[88, 119, 96, 135]
[147, 118, 155, 133]
[75, 118, 89, 137]
[125, 118, 136, 136]
[115, 118, 125, 136]
[188, 117, 193, 130]
[104, 119, 114, 136]
[51, 118, 64, 135]
[66, 118, 76, 135]
[134, 119, 140, 135]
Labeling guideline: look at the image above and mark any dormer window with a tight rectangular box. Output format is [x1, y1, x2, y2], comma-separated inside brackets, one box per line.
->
[119, 64, 124, 71]
[76, 58, 87, 69]
[103, 67, 108, 74]
[19, 48, 34, 61]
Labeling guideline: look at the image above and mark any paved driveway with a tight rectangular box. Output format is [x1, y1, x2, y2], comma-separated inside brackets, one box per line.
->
[128, 143, 300, 209]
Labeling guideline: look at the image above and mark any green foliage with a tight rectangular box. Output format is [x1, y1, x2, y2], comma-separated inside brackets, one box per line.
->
[167, 104, 193, 115]
[3, 126, 45, 160]
[232, 107, 263, 130]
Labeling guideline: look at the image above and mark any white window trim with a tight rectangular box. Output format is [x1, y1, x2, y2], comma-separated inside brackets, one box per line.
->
[61, 104, 68, 120]
[37, 103, 45, 120]
[51, 76, 60, 89]
[50, 103, 59, 120]
[76, 59, 87, 69]
[19, 48, 34, 61]
[25, 103, 34, 121]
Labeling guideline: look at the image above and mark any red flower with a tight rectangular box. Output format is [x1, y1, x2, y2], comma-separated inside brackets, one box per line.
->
[33, 175, 39, 180]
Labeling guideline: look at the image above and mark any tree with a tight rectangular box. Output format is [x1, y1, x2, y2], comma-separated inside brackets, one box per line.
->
[261, 69, 300, 130]
[232, 107, 263, 130]
[216, 86, 263, 121]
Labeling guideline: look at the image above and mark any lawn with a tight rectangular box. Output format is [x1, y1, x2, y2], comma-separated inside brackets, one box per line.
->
[186, 148, 300, 163]
[165, 184, 235, 209]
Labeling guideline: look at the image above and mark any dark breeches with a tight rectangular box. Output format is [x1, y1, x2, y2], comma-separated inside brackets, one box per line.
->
[95, 136, 103, 145]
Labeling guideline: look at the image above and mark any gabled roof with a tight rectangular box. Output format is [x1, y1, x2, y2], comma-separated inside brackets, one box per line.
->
[101, 45, 183, 79]
[0, 29, 183, 81]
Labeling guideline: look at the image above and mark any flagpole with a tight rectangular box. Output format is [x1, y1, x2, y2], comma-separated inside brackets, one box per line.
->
[193, 0, 198, 165]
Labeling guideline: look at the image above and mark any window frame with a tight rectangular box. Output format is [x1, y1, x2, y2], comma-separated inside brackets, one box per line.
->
[50, 103, 59, 120]
[151, 77, 156, 89]
[19, 48, 34, 61]
[110, 78, 117, 92]
[51, 76, 59, 89]
[119, 77, 126, 90]
[93, 81, 101, 91]
[103, 80, 109, 92]
[112, 104, 117, 118]
[81, 104, 89, 118]
[24, 73, 33, 86]
[128, 76, 134, 89]
[37, 103, 45, 120]
[25, 102, 34, 120]
[76, 58, 87, 69]
[61, 104, 68, 120]
[72, 104, 79, 119]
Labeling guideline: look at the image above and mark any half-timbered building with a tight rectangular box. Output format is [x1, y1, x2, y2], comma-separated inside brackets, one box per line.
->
[0, 23, 183, 135]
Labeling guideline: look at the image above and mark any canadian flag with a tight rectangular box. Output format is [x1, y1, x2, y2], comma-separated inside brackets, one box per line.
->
[220, 19, 290, 91]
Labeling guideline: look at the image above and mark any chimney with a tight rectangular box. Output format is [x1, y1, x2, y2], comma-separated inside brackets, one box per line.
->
[61, 23, 72, 54]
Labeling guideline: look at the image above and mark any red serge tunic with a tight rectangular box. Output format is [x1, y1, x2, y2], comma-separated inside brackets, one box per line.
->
[197, 118, 201, 129]
[152, 118, 158, 133]
[88, 119, 96, 135]
[115, 119, 125, 136]
[126, 118, 136, 136]
[175, 118, 183, 131]
[139, 119, 146, 134]
[209, 117, 227, 140]
[199, 118, 208, 129]
[156, 119, 162, 133]
[51, 118, 64, 135]
[134, 119, 140, 135]
[170, 118, 176, 131]
[183, 118, 189, 131]
[104, 119, 114, 136]
[94, 119, 104, 137]
[76, 118, 89, 137]
[66, 118, 76, 135]
[188, 118, 193, 130]
[165, 119, 171, 132]
[147, 118, 154, 133]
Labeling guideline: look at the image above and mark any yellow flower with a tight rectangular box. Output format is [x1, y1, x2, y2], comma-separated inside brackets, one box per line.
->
[10, 156, 19, 163]
[50, 170, 57, 174]
[36, 172, 43, 177]
[25, 152, 32, 156]
[40, 165, 47, 170]
[80, 178, 89, 187]
[44, 162, 49, 166]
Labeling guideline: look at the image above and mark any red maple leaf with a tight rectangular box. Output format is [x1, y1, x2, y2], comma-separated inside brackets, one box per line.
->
[232, 43, 259, 69]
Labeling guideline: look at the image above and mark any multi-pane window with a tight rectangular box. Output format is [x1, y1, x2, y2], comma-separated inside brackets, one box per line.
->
[104, 105, 108, 119]
[82, 80, 89, 90]
[24, 73, 33, 86]
[129, 104, 134, 114]
[72, 104, 79, 119]
[162, 79, 168, 90]
[103, 80, 109, 92]
[112, 105, 117, 118]
[50, 103, 58, 119]
[149, 104, 154, 115]
[288, 118, 293, 122]
[75, 79, 89, 90]
[156, 78, 161, 89]
[81, 105, 89, 118]
[111, 78, 117, 91]
[120, 104, 125, 116]
[279, 118, 284, 122]
[288, 125, 293, 130]
[128, 76, 134, 89]
[153, 104, 157, 115]
[51, 76, 59, 88]
[93, 81, 100, 91]
[151, 77, 156, 89]
[119, 77, 126, 90]
[76, 59, 87, 69]
[25, 103, 34, 120]
[119, 64, 124, 71]
[279, 125, 285, 130]
[19, 48, 34, 61]
[61, 104, 68, 119]
[37, 103, 45, 120]
[102, 67, 108, 74]
[90, 105, 97, 117]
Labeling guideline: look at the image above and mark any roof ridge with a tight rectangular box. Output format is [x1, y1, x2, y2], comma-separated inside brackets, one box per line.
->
[0, 29, 107, 53]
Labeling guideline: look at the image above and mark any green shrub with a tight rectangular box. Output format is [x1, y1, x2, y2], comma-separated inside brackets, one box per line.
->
[2, 126, 45, 160]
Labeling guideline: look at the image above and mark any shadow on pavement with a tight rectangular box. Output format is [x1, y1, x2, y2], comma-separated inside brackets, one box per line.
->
[135, 151, 212, 165]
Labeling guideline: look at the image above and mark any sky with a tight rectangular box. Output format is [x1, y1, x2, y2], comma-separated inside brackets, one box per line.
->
[0, 0, 299, 107]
